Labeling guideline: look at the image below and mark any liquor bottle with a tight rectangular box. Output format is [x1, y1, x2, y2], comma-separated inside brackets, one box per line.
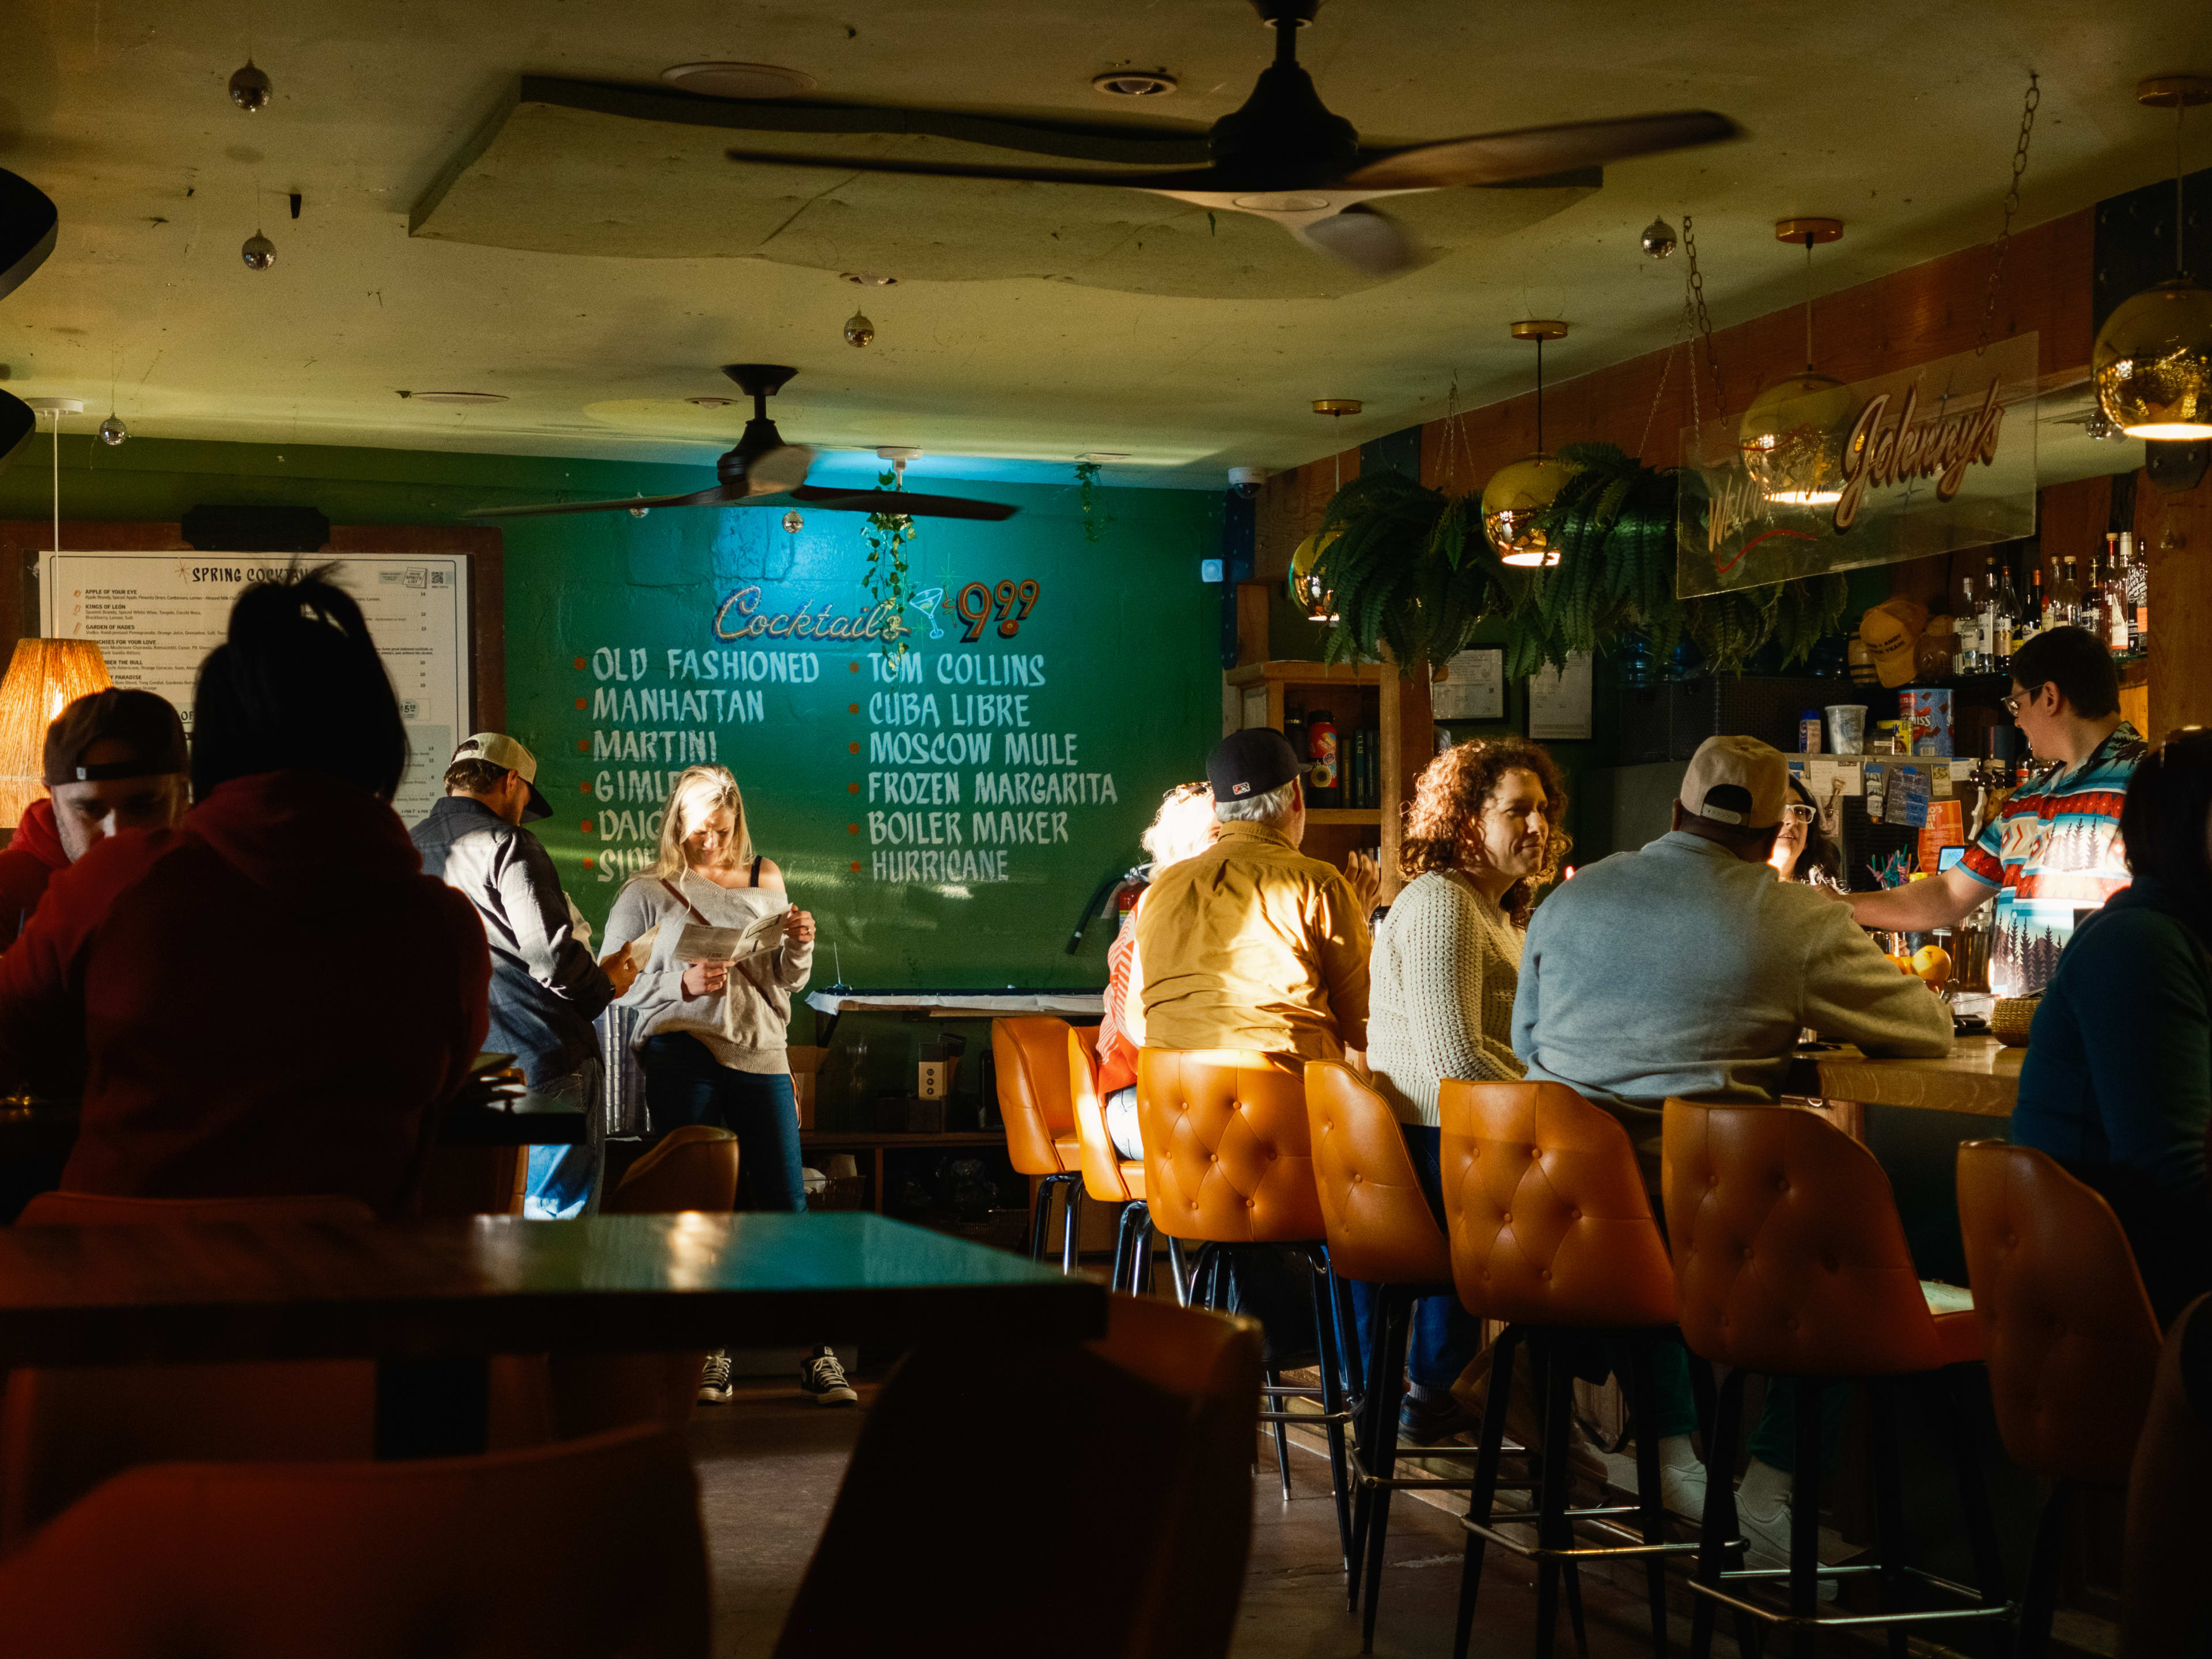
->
[1980, 554, 2002, 672]
[2080, 551, 2105, 643]
[2105, 544, 2132, 653]
[2054, 555, 2081, 627]
[1995, 558, 2020, 670]
[1306, 707, 1340, 808]
[2028, 563, 2046, 635]
[1282, 706, 1306, 774]
[1954, 577, 1983, 672]
[2122, 531, 2147, 652]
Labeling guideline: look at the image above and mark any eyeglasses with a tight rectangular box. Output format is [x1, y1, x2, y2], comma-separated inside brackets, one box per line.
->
[1781, 804, 1817, 824]
[2001, 684, 2047, 717]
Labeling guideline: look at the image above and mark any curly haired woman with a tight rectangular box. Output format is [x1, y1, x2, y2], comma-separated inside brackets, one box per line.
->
[1360, 736, 1569, 1442]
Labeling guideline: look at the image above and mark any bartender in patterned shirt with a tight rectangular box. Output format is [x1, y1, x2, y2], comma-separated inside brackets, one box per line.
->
[1850, 626, 2142, 995]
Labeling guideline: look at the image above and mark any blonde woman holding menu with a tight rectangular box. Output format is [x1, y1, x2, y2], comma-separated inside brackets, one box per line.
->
[603, 764, 849, 1408]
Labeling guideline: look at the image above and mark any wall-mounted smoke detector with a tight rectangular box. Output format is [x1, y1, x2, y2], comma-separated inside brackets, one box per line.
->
[1092, 70, 1177, 98]
[661, 62, 817, 99]
[397, 391, 507, 404]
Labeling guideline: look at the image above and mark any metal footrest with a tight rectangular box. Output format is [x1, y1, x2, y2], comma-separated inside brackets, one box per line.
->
[1690, 1560, 2014, 1633]
[1466, 1506, 1711, 1563]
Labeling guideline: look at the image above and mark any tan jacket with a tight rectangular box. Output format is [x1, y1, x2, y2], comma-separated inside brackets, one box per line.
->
[1127, 821, 1371, 1062]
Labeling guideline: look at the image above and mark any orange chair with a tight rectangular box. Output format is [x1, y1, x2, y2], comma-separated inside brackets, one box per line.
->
[0, 1423, 709, 1656]
[1138, 1047, 1355, 1567]
[1957, 1141, 2162, 1658]
[1663, 1099, 2012, 1658]
[994, 1016, 1084, 1268]
[774, 1294, 1262, 1659]
[2122, 1293, 2212, 1657]
[548, 1125, 741, 1438]
[1070, 1025, 1154, 1293]
[1438, 1080, 1692, 1659]
[0, 1192, 381, 1552]
[1308, 1060, 1494, 1651]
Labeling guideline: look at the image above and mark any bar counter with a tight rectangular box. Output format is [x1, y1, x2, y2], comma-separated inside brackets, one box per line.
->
[1787, 1034, 2022, 1120]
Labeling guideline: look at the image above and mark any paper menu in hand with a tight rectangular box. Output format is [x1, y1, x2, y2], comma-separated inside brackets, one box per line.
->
[672, 912, 784, 965]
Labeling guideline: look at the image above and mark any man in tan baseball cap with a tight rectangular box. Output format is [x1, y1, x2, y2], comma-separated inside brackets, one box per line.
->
[1673, 733, 1789, 846]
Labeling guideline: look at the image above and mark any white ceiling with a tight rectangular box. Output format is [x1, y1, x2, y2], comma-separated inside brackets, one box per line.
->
[1, 0, 2207, 488]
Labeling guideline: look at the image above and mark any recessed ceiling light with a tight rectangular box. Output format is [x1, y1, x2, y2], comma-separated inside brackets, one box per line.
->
[1092, 70, 1177, 98]
[685, 396, 736, 407]
[841, 272, 898, 286]
[661, 62, 817, 99]
[397, 391, 507, 404]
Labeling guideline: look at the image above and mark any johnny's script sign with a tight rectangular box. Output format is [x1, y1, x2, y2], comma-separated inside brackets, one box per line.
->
[1675, 333, 2039, 597]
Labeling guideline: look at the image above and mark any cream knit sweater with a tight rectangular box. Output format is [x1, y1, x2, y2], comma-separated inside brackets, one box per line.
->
[1366, 869, 1526, 1127]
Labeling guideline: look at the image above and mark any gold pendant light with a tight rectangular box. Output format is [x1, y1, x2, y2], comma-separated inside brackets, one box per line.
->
[1483, 320, 1577, 567]
[1740, 219, 1853, 506]
[2094, 77, 2212, 441]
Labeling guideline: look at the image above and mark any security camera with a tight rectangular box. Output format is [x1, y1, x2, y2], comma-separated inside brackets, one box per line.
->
[1228, 465, 1269, 498]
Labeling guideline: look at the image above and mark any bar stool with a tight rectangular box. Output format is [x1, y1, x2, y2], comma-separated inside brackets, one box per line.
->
[1439, 1080, 1696, 1659]
[1957, 1140, 2162, 1658]
[1138, 1046, 1355, 1566]
[2121, 1293, 2212, 1657]
[1662, 1097, 2013, 1658]
[1069, 1027, 1154, 1294]
[1306, 1059, 1502, 1651]
[991, 1016, 1084, 1269]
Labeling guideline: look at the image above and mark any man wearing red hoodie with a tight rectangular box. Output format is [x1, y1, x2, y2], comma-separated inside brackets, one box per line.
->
[0, 690, 190, 952]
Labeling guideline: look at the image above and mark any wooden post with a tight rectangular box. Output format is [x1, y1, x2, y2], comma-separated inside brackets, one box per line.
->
[2139, 471, 2212, 738]
[1376, 650, 1433, 903]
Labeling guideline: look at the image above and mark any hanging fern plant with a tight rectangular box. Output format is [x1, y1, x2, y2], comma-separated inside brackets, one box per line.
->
[1308, 472, 1510, 668]
[861, 468, 918, 653]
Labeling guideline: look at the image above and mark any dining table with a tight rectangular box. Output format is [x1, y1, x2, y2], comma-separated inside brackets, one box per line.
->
[0, 1210, 1106, 1456]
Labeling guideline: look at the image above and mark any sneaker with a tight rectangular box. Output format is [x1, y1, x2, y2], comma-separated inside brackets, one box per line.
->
[1659, 1459, 1708, 1523]
[800, 1347, 858, 1406]
[696, 1349, 734, 1406]
[1399, 1390, 1482, 1445]
[1737, 1491, 1839, 1603]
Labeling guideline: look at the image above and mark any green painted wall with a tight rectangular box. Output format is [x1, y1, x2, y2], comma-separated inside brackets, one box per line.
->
[0, 435, 1224, 991]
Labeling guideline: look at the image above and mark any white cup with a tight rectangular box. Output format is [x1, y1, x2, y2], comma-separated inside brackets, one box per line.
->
[1824, 704, 1868, 755]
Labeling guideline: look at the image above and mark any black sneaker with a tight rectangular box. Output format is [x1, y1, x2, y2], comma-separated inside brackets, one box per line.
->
[800, 1347, 857, 1406]
[696, 1349, 734, 1406]
[1399, 1389, 1481, 1445]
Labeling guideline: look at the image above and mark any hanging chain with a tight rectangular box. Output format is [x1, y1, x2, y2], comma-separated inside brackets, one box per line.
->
[1976, 71, 2041, 356]
[1683, 213, 1722, 419]
[1635, 339, 1678, 463]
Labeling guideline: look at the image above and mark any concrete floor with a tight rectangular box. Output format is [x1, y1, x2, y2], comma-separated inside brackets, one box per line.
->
[689, 1379, 1685, 1658]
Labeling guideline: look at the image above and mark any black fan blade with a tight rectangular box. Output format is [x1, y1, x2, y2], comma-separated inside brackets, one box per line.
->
[1342, 109, 1740, 191]
[0, 390, 33, 474]
[786, 485, 1018, 522]
[0, 169, 58, 304]
[464, 484, 742, 520]
[724, 147, 1213, 191]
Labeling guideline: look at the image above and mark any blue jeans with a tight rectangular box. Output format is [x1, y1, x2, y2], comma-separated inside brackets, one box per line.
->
[1347, 1124, 1488, 1392]
[525, 1058, 603, 1221]
[641, 1035, 806, 1212]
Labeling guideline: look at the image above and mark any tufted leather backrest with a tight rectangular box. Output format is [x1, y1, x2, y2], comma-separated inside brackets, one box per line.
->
[1069, 1028, 1137, 1205]
[1662, 1098, 1949, 1376]
[1436, 1081, 1676, 1330]
[994, 1018, 1076, 1176]
[1303, 1062, 1450, 1286]
[1957, 1141, 2161, 1487]
[608, 1126, 739, 1216]
[1137, 1049, 1323, 1245]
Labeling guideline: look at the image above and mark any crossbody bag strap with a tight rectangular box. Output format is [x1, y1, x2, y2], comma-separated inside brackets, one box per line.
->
[664, 875, 781, 1006]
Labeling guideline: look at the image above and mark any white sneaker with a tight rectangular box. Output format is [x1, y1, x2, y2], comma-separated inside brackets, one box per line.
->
[800, 1347, 858, 1406]
[1660, 1459, 1707, 1522]
[1737, 1493, 1838, 1603]
[696, 1349, 734, 1406]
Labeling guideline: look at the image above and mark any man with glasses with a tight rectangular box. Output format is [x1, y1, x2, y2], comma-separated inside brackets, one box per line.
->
[1851, 624, 2144, 994]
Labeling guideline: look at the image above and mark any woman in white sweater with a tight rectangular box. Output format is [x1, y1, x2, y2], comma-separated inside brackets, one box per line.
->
[1359, 736, 1569, 1442]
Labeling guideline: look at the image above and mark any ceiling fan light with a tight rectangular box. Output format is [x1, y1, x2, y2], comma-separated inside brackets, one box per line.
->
[1482, 453, 1579, 566]
[1737, 372, 1855, 507]
[2094, 277, 2212, 440]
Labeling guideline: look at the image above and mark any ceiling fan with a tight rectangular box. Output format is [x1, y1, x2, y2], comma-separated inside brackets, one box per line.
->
[465, 364, 1018, 521]
[722, 0, 1739, 277]
[0, 168, 60, 471]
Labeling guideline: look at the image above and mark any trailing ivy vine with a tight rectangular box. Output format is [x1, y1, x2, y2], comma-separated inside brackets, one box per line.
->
[1308, 442, 1848, 677]
[861, 467, 917, 653]
[1073, 460, 1112, 544]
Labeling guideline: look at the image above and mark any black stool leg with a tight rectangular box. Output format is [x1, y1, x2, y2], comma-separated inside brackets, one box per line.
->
[1358, 1290, 1414, 1652]
[1453, 1324, 1520, 1659]
[1927, 1369, 2013, 1658]
[2018, 1484, 2067, 1659]
[1109, 1200, 1137, 1293]
[1868, 1381, 1915, 1659]
[1789, 1380, 1827, 1659]
[1308, 1249, 1355, 1573]
[1532, 1335, 1575, 1659]
[1168, 1236, 1191, 1305]
[1028, 1176, 1051, 1261]
[1628, 1339, 1671, 1659]
[1348, 1283, 1395, 1612]
[1059, 1181, 1083, 1272]
[1690, 1365, 1748, 1659]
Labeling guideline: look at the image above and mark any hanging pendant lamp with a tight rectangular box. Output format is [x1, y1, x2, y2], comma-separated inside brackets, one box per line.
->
[1483, 321, 1577, 567]
[2095, 76, 2212, 441]
[1740, 218, 1854, 506]
[1290, 399, 1359, 621]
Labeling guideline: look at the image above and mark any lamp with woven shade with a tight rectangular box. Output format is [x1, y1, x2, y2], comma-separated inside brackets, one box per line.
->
[0, 639, 113, 828]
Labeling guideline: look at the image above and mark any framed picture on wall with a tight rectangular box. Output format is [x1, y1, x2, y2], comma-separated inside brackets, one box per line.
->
[1431, 647, 1505, 721]
[1527, 652, 1593, 741]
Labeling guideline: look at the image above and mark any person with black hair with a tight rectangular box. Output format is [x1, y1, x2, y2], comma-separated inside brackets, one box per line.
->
[1768, 774, 1846, 890]
[0, 567, 490, 1213]
[2014, 727, 2212, 1325]
[1851, 624, 2144, 994]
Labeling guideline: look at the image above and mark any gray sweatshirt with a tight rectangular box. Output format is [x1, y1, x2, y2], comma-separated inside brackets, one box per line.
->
[1513, 831, 1952, 1173]
[603, 870, 813, 1074]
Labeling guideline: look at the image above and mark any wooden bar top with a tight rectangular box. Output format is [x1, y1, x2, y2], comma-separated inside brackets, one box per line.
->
[0, 1211, 1105, 1368]
[1786, 1035, 2023, 1119]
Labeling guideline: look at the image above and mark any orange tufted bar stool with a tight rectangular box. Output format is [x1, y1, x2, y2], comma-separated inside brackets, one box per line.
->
[993, 1017, 1085, 1269]
[1438, 1080, 1696, 1659]
[1957, 1141, 2162, 1658]
[1069, 1026, 1154, 1294]
[1139, 1046, 1356, 1566]
[1308, 1060, 1502, 1652]
[1662, 1099, 2012, 1659]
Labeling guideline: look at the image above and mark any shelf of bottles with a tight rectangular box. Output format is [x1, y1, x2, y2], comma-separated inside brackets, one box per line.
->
[1949, 529, 2147, 678]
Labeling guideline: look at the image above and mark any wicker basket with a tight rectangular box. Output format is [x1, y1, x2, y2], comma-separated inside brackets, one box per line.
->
[1991, 996, 2040, 1048]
